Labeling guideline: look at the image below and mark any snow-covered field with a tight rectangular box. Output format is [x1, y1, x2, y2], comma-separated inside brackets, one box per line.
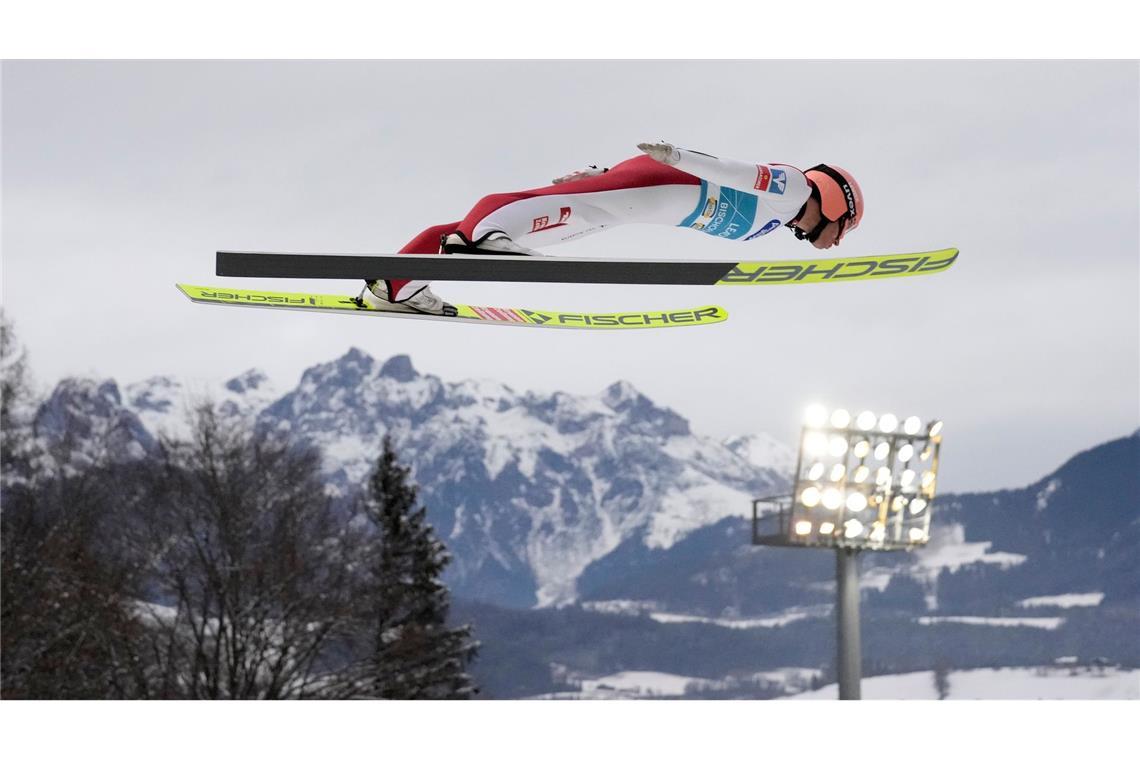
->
[648, 607, 828, 629]
[1017, 592, 1105, 609]
[580, 671, 711, 697]
[916, 615, 1066, 630]
[789, 667, 1139, 700]
[535, 667, 821, 699]
[580, 599, 831, 629]
[532, 666, 1137, 700]
[916, 523, 1028, 574]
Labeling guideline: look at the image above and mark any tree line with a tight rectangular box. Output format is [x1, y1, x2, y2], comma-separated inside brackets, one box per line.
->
[1, 314, 477, 699]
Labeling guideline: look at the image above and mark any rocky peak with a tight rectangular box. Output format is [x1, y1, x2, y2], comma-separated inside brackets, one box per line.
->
[602, 380, 641, 410]
[602, 380, 689, 438]
[292, 348, 376, 395]
[380, 354, 418, 382]
[35, 376, 155, 465]
[125, 375, 180, 413]
[224, 368, 270, 394]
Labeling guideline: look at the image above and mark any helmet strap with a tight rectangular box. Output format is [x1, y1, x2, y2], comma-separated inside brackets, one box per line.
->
[797, 216, 831, 243]
[786, 183, 819, 238]
[789, 182, 835, 242]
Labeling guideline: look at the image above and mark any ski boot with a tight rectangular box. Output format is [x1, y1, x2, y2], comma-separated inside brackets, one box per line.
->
[441, 231, 541, 256]
[356, 281, 458, 317]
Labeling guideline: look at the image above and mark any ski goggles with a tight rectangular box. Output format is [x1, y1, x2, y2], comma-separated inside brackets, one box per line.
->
[787, 190, 849, 244]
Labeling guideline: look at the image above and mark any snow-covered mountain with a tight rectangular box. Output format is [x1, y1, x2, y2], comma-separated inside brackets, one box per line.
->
[576, 432, 1140, 628]
[723, 432, 796, 478]
[33, 346, 1135, 628]
[124, 369, 278, 440]
[457, 429, 1137, 697]
[255, 350, 789, 606]
[37, 349, 791, 608]
[35, 377, 157, 471]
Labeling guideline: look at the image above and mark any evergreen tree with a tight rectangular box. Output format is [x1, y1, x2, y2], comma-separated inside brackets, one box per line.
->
[1, 311, 34, 485]
[357, 435, 478, 699]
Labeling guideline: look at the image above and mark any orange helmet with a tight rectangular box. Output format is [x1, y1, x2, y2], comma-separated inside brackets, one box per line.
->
[801, 164, 864, 243]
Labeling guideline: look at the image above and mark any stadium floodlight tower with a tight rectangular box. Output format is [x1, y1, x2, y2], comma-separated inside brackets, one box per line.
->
[752, 404, 945, 700]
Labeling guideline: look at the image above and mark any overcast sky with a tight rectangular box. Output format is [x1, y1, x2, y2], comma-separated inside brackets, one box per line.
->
[3, 60, 1137, 492]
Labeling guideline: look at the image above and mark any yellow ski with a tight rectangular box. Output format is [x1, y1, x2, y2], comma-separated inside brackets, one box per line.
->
[176, 285, 728, 330]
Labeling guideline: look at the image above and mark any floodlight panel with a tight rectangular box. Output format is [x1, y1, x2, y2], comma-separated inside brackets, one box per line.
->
[782, 409, 944, 550]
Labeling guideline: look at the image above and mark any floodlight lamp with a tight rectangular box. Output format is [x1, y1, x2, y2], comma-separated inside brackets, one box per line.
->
[928, 420, 944, 437]
[909, 527, 928, 542]
[869, 522, 886, 542]
[876, 467, 892, 486]
[830, 409, 851, 429]
[897, 444, 915, 463]
[808, 462, 825, 481]
[801, 486, 821, 508]
[920, 446, 933, 461]
[879, 413, 899, 433]
[828, 436, 849, 457]
[795, 520, 813, 536]
[853, 440, 871, 458]
[846, 492, 868, 512]
[822, 488, 843, 510]
[829, 464, 846, 482]
[921, 471, 936, 490]
[805, 404, 828, 428]
[804, 432, 828, 457]
[874, 442, 890, 461]
[844, 519, 864, 539]
[903, 416, 922, 435]
[900, 469, 917, 488]
[819, 522, 835, 535]
[909, 498, 928, 515]
[891, 495, 908, 512]
[856, 411, 877, 431]
[853, 465, 870, 483]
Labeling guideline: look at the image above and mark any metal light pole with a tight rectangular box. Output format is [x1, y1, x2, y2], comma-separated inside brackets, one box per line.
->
[836, 547, 861, 700]
[752, 405, 945, 700]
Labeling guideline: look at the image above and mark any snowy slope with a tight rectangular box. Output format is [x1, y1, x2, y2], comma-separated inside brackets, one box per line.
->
[535, 667, 821, 700]
[789, 667, 1139, 700]
[537, 665, 1139, 700]
[723, 432, 796, 478]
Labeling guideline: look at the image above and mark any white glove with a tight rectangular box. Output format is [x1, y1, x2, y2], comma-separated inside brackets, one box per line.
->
[637, 141, 681, 166]
[552, 165, 608, 184]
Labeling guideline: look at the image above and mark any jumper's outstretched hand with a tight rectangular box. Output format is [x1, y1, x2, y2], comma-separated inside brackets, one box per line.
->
[552, 165, 608, 184]
[637, 142, 681, 166]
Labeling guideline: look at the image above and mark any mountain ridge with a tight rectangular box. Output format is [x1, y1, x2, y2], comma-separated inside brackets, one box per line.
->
[37, 349, 791, 608]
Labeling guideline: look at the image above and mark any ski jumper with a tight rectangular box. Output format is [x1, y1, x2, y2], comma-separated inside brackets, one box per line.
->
[385, 150, 812, 300]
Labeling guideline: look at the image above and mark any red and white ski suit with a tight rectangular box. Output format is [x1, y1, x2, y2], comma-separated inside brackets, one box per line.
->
[386, 149, 812, 300]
